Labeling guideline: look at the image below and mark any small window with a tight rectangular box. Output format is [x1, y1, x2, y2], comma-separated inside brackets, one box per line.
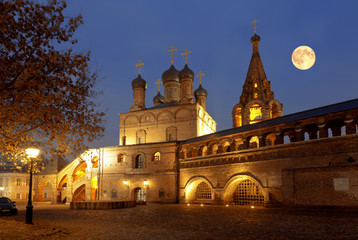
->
[91, 156, 99, 168]
[153, 152, 160, 161]
[111, 189, 117, 199]
[44, 193, 48, 199]
[117, 154, 124, 163]
[254, 83, 258, 88]
[254, 93, 258, 98]
[26, 179, 29, 186]
[159, 191, 165, 198]
[16, 193, 21, 199]
[16, 178, 21, 186]
[135, 155, 144, 169]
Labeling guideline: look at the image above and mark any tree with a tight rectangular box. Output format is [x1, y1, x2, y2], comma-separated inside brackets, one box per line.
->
[0, 0, 105, 160]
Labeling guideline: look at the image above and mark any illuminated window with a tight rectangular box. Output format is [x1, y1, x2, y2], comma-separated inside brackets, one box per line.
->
[91, 156, 98, 168]
[233, 179, 264, 206]
[196, 182, 212, 200]
[117, 154, 124, 163]
[16, 178, 21, 186]
[254, 83, 258, 88]
[249, 104, 262, 124]
[254, 93, 258, 98]
[234, 107, 242, 127]
[135, 155, 144, 169]
[153, 152, 160, 161]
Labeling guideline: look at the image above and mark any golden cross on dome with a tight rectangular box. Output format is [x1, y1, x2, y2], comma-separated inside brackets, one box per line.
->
[168, 45, 177, 65]
[135, 60, 144, 74]
[155, 78, 162, 92]
[196, 71, 205, 84]
[251, 19, 259, 34]
[181, 48, 192, 64]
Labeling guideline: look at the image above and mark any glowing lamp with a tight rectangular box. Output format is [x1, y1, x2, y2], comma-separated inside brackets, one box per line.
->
[25, 148, 40, 158]
[200, 204, 204, 207]
[123, 180, 128, 185]
[251, 206, 255, 209]
[226, 204, 229, 207]
[144, 180, 149, 187]
[0, 187, 4, 191]
[187, 203, 190, 206]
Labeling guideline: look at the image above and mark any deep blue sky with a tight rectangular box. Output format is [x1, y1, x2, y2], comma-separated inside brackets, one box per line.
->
[64, 0, 358, 148]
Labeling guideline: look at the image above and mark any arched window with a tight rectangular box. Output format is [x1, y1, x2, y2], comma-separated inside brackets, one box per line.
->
[153, 152, 160, 161]
[233, 179, 264, 206]
[111, 189, 117, 199]
[135, 155, 144, 169]
[249, 104, 262, 124]
[117, 154, 124, 163]
[196, 182, 212, 200]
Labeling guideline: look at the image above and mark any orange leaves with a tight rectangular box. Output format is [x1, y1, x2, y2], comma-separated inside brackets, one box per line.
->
[0, 0, 104, 158]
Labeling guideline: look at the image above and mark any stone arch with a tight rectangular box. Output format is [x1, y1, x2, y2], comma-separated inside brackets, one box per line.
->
[198, 145, 208, 157]
[223, 174, 266, 205]
[246, 135, 259, 148]
[174, 108, 192, 121]
[232, 103, 243, 127]
[136, 129, 146, 144]
[303, 124, 319, 140]
[184, 176, 215, 203]
[233, 138, 244, 150]
[326, 119, 345, 137]
[219, 139, 231, 153]
[263, 132, 276, 146]
[269, 99, 283, 118]
[57, 175, 68, 203]
[133, 187, 146, 202]
[166, 126, 177, 141]
[124, 115, 139, 126]
[207, 142, 219, 155]
[37, 181, 54, 202]
[72, 161, 87, 182]
[188, 146, 197, 158]
[73, 184, 86, 202]
[117, 153, 126, 163]
[158, 111, 174, 123]
[140, 112, 156, 124]
[282, 128, 297, 143]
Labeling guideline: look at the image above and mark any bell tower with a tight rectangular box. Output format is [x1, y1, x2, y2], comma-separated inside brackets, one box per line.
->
[232, 21, 282, 127]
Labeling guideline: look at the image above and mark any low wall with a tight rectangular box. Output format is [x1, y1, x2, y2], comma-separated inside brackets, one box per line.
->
[70, 201, 136, 210]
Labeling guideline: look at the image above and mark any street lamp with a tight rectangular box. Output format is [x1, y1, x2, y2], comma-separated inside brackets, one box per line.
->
[25, 148, 40, 224]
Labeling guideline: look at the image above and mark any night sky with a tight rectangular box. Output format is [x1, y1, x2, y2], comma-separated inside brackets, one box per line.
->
[64, 0, 358, 148]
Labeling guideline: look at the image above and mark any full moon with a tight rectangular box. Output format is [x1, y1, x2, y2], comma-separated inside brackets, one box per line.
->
[291, 46, 316, 70]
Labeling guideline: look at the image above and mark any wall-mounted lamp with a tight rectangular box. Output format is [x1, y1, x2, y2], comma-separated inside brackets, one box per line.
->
[123, 180, 129, 189]
[144, 180, 149, 188]
[0, 187, 4, 191]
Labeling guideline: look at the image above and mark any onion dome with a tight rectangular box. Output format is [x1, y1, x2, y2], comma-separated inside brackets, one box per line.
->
[194, 84, 207, 98]
[179, 64, 194, 79]
[153, 91, 164, 105]
[162, 65, 179, 83]
[250, 34, 261, 43]
[131, 74, 147, 89]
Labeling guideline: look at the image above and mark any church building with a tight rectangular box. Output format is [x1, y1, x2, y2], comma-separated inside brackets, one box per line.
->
[31, 30, 358, 207]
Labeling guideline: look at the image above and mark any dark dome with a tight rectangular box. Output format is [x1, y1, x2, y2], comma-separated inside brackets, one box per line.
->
[194, 84, 207, 98]
[131, 74, 147, 89]
[250, 34, 261, 43]
[162, 65, 179, 83]
[179, 64, 194, 80]
[153, 91, 164, 105]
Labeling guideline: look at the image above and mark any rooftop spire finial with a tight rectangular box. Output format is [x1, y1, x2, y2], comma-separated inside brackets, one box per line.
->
[135, 60, 144, 74]
[181, 48, 192, 64]
[196, 71, 205, 84]
[155, 78, 162, 92]
[251, 19, 259, 34]
[168, 45, 177, 65]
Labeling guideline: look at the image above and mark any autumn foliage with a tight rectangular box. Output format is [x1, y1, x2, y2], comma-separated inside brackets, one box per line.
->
[0, 0, 104, 158]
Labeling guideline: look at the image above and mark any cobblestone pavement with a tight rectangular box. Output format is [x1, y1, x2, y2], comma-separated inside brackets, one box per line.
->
[1, 203, 358, 240]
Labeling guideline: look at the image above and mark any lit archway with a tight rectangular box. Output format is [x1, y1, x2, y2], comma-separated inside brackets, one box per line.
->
[184, 177, 214, 203]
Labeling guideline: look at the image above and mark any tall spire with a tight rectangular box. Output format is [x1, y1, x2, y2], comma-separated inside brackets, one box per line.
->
[232, 25, 283, 127]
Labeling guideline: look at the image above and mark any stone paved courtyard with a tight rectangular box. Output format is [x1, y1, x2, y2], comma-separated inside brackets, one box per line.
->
[1, 203, 358, 240]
